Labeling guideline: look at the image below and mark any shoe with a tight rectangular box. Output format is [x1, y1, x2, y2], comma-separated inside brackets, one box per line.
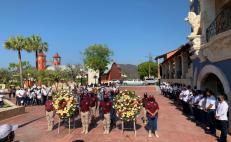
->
[103, 130, 107, 134]
[85, 131, 88, 134]
[155, 133, 159, 138]
[81, 130, 85, 134]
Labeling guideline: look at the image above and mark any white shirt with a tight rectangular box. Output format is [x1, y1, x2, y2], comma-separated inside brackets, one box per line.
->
[198, 97, 206, 110]
[216, 101, 229, 121]
[183, 90, 190, 102]
[206, 95, 216, 110]
[0, 89, 4, 102]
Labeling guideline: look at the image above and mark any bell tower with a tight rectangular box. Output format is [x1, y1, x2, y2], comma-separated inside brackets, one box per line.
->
[37, 52, 46, 71]
[53, 53, 61, 66]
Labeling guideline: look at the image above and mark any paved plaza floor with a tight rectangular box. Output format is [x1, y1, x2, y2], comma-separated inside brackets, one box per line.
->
[1, 86, 230, 142]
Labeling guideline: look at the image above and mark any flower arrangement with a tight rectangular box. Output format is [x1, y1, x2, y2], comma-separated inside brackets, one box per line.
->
[53, 90, 77, 119]
[113, 90, 142, 121]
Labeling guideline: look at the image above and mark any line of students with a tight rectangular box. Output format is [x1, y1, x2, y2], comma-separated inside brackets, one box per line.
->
[160, 82, 229, 142]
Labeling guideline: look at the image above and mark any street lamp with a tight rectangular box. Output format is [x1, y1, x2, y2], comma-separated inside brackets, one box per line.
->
[93, 75, 98, 85]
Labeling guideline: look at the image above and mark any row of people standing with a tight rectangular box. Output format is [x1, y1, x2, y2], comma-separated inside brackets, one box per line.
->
[16, 85, 52, 106]
[160, 82, 229, 142]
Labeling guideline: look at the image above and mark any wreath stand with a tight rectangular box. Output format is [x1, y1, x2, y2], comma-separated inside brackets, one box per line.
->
[57, 116, 76, 134]
[121, 119, 137, 136]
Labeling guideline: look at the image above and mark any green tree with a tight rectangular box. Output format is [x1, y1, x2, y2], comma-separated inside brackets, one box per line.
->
[8, 61, 32, 73]
[138, 61, 158, 80]
[64, 64, 82, 82]
[0, 68, 11, 85]
[4, 36, 30, 87]
[83, 44, 113, 83]
[26, 35, 48, 69]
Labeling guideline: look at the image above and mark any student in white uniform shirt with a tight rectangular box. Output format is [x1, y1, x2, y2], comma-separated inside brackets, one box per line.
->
[204, 90, 217, 135]
[0, 89, 5, 108]
[216, 93, 229, 142]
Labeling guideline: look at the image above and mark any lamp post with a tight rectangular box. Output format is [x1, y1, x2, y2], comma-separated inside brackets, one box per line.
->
[93, 75, 98, 85]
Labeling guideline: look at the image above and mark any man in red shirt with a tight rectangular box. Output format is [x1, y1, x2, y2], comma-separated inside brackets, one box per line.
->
[89, 93, 98, 126]
[80, 94, 90, 134]
[99, 95, 112, 134]
[145, 95, 159, 138]
[45, 96, 55, 131]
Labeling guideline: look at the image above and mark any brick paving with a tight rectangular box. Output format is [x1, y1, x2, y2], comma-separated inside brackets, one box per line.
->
[1, 86, 230, 142]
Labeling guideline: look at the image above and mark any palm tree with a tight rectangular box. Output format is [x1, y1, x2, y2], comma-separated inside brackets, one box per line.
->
[26, 35, 48, 69]
[4, 36, 28, 87]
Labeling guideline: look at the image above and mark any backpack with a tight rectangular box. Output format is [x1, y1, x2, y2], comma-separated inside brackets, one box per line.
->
[45, 100, 53, 112]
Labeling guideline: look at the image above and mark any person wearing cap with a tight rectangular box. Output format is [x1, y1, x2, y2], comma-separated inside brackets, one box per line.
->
[45, 96, 55, 131]
[142, 93, 149, 124]
[145, 95, 159, 138]
[80, 94, 90, 134]
[216, 93, 229, 142]
[89, 93, 98, 126]
[99, 95, 112, 134]
[0, 124, 18, 142]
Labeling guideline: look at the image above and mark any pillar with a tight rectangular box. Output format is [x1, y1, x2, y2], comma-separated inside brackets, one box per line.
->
[181, 52, 189, 79]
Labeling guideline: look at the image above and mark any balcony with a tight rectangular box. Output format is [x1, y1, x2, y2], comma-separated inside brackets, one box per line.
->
[206, 6, 231, 42]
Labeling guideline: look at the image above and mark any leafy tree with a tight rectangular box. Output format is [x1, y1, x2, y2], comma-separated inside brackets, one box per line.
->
[83, 44, 113, 83]
[26, 35, 48, 69]
[0, 68, 12, 85]
[4, 36, 30, 87]
[138, 61, 158, 80]
[8, 61, 32, 73]
[64, 64, 82, 82]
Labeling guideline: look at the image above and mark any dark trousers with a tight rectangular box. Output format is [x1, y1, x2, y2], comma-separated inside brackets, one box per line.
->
[147, 116, 158, 132]
[219, 120, 228, 142]
[0, 101, 4, 108]
[206, 110, 216, 134]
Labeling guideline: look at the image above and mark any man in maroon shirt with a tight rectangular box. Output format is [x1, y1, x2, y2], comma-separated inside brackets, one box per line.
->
[45, 96, 55, 131]
[80, 94, 90, 134]
[89, 93, 98, 126]
[145, 95, 159, 138]
[99, 95, 112, 134]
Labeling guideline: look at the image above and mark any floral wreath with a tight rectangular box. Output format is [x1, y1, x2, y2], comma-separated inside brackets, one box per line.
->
[113, 90, 142, 122]
[53, 90, 77, 119]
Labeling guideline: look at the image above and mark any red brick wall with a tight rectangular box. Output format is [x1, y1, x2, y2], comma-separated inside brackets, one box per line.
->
[100, 63, 122, 84]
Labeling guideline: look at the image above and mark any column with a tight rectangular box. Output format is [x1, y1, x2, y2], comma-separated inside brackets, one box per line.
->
[174, 57, 178, 79]
[157, 59, 161, 79]
[181, 52, 189, 79]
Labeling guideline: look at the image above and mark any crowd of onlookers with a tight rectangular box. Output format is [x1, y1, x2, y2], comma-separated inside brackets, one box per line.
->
[160, 82, 229, 142]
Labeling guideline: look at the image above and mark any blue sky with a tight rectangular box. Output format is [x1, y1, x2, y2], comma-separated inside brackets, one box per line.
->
[0, 0, 190, 68]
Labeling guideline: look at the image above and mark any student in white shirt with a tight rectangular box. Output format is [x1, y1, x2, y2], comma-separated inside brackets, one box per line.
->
[205, 90, 216, 135]
[216, 93, 229, 142]
[0, 90, 5, 108]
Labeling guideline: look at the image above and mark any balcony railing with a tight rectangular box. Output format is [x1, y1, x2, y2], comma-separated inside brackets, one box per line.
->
[206, 7, 231, 42]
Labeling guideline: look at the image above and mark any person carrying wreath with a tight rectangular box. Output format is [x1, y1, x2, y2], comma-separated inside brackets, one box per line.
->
[80, 94, 90, 134]
[145, 95, 159, 138]
[99, 95, 112, 134]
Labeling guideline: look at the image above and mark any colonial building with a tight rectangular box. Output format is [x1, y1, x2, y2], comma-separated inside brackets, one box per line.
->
[155, 0, 231, 131]
[155, 44, 193, 86]
[101, 62, 122, 84]
[185, 0, 231, 132]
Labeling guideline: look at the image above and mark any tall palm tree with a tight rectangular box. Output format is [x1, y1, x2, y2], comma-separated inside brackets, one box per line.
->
[26, 35, 48, 69]
[4, 36, 28, 87]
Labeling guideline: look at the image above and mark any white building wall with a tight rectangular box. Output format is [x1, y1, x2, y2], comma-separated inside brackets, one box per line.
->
[87, 69, 99, 85]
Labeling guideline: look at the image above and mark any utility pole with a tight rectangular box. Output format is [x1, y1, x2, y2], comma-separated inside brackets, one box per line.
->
[145, 53, 153, 79]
